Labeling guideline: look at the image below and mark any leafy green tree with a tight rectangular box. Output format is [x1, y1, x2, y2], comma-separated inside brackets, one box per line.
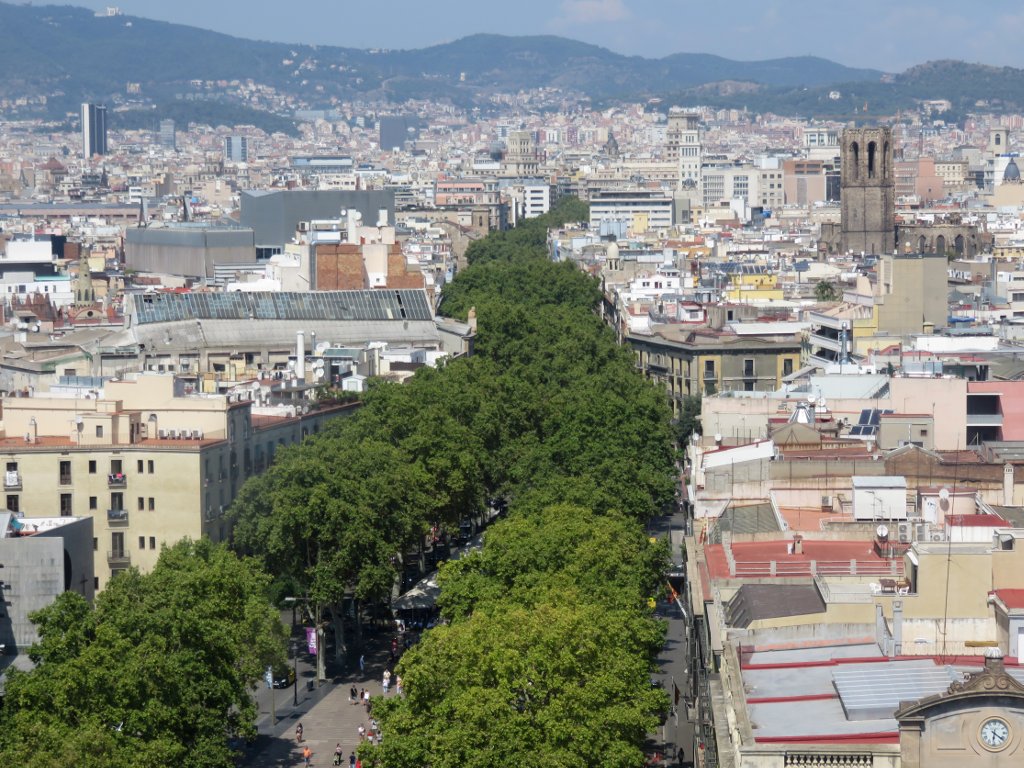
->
[814, 280, 840, 302]
[230, 433, 434, 652]
[0, 540, 284, 768]
[675, 394, 703, 446]
[437, 504, 668, 620]
[362, 596, 666, 768]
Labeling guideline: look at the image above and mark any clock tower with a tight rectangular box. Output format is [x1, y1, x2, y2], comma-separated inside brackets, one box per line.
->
[896, 648, 1024, 766]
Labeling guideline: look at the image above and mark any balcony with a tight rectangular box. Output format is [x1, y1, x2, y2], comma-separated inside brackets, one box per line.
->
[107, 509, 129, 525]
[107, 550, 131, 566]
[3, 471, 21, 490]
[107, 473, 127, 488]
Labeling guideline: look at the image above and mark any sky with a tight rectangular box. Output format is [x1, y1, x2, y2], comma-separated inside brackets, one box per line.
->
[94, 0, 1024, 72]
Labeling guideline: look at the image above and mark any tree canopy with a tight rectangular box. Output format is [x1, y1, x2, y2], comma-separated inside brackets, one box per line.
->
[229, 197, 677, 766]
[0, 540, 284, 768]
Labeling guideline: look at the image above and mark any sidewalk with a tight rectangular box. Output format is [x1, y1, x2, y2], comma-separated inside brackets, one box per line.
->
[241, 628, 400, 767]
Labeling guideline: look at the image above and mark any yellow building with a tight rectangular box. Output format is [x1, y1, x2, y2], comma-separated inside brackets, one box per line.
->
[723, 272, 784, 303]
[0, 374, 355, 590]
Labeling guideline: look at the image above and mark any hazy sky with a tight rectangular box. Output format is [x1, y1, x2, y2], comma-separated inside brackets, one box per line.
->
[94, 0, 1024, 72]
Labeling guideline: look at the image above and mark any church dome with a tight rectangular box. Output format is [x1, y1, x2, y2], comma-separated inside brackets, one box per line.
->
[1004, 158, 1021, 182]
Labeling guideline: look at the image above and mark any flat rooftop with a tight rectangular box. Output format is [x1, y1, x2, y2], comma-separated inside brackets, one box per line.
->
[704, 539, 901, 579]
[740, 643, 1024, 744]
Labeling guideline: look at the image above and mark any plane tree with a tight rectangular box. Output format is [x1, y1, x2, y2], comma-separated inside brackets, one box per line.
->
[0, 539, 283, 768]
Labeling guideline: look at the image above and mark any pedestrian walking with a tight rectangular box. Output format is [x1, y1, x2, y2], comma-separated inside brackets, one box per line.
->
[333, 743, 343, 766]
[349, 685, 358, 704]
[302, 745, 312, 766]
[295, 722, 304, 743]
[358, 724, 366, 741]
[395, 675, 403, 696]
[358, 654, 365, 673]
[382, 669, 391, 693]
[349, 752, 356, 768]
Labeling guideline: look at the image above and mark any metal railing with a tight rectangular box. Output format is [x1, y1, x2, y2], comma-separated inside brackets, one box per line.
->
[107, 509, 129, 525]
[107, 550, 131, 565]
[731, 558, 903, 578]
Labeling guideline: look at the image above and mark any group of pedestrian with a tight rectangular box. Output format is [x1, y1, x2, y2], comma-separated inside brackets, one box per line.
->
[358, 717, 381, 746]
[288, 633, 411, 766]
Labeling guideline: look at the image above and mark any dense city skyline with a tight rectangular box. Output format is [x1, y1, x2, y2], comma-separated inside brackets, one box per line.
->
[95, 0, 1024, 71]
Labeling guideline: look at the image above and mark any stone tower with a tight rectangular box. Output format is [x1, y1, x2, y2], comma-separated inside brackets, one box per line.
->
[840, 126, 895, 255]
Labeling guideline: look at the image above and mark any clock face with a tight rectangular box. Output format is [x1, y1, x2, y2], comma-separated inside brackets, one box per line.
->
[980, 718, 1010, 750]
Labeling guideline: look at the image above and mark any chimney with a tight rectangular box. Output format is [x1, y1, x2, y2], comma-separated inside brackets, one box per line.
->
[377, 208, 389, 227]
[346, 209, 359, 244]
[296, 331, 306, 381]
[1004, 464, 1014, 505]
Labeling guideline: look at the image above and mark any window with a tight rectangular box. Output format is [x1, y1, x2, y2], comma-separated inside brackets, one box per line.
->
[783, 358, 794, 377]
[148, 460, 155, 474]
[5, 461, 16, 472]
[89, 496, 97, 510]
[149, 536, 156, 550]
[138, 497, 145, 511]
[95, 425, 104, 438]
[5, 495, 17, 512]
[89, 460, 96, 474]
[60, 493, 72, 516]
[110, 459, 122, 475]
[59, 460, 71, 485]
[744, 381, 755, 392]
[137, 460, 144, 473]
[93, 537, 98, 551]
[703, 360, 716, 377]
[148, 497, 155, 511]
[110, 492, 123, 511]
[743, 359, 755, 377]
[138, 536, 145, 550]
[94, 576, 100, 590]
[111, 532, 125, 557]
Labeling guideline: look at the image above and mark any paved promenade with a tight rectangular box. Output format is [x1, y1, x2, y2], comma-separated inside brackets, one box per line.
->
[241, 630, 396, 767]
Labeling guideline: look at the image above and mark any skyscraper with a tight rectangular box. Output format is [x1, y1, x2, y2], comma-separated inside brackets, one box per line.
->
[159, 119, 176, 151]
[81, 103, 108, 159]
[224, 136, 249, 163]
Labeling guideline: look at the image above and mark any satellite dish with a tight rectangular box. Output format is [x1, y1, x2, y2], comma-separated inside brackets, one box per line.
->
[939, 487, 950, 501]
[876, 524, 889, 539]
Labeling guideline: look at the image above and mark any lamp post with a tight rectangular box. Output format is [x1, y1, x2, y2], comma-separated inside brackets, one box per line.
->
[284, 596, 326, 689]
[290, 638, 299, 706]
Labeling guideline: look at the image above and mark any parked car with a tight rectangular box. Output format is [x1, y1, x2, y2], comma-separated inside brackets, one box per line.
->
[272, 664, 295, 689]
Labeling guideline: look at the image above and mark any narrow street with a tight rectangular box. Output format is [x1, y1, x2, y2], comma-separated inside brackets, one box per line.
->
[648, 506, 696, 767]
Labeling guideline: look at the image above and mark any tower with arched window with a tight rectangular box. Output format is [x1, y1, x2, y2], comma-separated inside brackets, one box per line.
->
[840, 126, 895, 255]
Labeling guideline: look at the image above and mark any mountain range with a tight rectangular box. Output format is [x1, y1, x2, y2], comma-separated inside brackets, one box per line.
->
[2, 3, 1024, 132]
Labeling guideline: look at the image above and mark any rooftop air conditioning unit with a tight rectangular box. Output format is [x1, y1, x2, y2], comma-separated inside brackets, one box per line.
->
[897, 522, 913, 543]
[931, 531, 945, 542]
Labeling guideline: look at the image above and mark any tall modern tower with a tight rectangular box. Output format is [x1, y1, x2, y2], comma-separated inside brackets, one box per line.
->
[159, 119, 176, 150]
[224, 135, 249, 163]
[81, 103, 108, 159]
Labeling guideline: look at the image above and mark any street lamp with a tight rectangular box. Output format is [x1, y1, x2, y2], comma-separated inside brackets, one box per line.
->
[284, 596, 326, 688]
[290, 638, 299, 706]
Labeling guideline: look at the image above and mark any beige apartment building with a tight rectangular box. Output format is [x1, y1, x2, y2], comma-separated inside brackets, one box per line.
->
[0, 374, 355, 589]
